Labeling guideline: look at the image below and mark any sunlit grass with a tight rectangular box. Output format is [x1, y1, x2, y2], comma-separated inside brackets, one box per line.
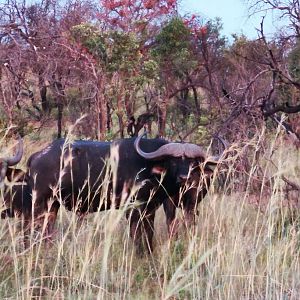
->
[0, 127, 299, 299]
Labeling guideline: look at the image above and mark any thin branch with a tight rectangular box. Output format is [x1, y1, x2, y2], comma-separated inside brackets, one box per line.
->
[282, 175, 300, 191]
[263, 102, 300, 116]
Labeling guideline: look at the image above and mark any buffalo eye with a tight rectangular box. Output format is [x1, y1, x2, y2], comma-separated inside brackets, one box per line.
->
[190, 161, 200, 170]
[151, 165, 167, 175]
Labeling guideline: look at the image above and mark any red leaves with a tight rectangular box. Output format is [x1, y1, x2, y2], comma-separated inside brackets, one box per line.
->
[102, 0, 122, 10]
[118, 9, 126, 17]
[159, 5, 169, 14]
[99, 0, 177, 30]
[143, 0, 176, 11]
[166, 0, 176, 8]
[144, 0, 156, 10]
[183, 14, 207, 40]
[200, 26, 207, 36]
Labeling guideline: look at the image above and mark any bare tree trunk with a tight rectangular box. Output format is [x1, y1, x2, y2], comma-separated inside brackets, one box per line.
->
[158, 96, 167, 137]
[96, 94, 107, 140]
[53, 80, 64, 139]
[112, 74, 126, 138]
[143, 87, 154, 135]
[106, 102, 111, 132]
[96, 77, 107, 140]
[0, 67, 14, 125]
[191, 85, 200, 117]
[124, 93, 133, 118]
[201, 41, 221, 111]
[57, 101, 63, 139]
[178, 88, 189, 118]
[38, 73, 50, 114]
[116, 93, 124, 138]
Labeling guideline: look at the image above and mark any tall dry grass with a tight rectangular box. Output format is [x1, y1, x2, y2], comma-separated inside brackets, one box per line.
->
[0, 125, 299, 299]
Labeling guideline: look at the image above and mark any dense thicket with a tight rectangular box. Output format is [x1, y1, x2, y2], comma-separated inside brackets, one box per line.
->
[0, 0, 299, 143]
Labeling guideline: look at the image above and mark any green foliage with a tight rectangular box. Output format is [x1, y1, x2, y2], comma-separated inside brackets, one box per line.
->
[141, 59, 159, 80]
[199, 18, 226, 51]
[107, 31, 141, 73]
[227, 34, 265, 63]
[71, 23, 107, 62]
[71, 23, 152, 89]
[178, 289, 192, 299]
[152, 17, 195, 76]
[0, 107, 8, 129]
[288, 39, 300, 81]
[170, 240, 186, 269]
[71, 23, 143, 74]
[268, 40, 300, 106]
[152, 17, 191, 58]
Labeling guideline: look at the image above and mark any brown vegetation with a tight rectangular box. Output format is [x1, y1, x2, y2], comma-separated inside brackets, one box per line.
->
[0, 0, 300, 298]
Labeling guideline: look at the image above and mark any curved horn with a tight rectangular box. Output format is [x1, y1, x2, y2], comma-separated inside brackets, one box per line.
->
[5, 137, 23, 166]
[208, 136, 228, 163]
[134, 134, 207, 160]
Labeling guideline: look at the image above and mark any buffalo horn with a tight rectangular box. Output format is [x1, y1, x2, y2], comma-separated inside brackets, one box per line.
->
[207, 136, 228, 163]
[134, 133, 206, 160]
[5, 137, 24, 166]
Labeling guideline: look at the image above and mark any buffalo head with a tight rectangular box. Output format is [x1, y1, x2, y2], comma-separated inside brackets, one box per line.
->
[0, 137, 31, 221]
[134, 133, 227, 237]
[0, 137, 24, 187]
[134, 133, 221, 185]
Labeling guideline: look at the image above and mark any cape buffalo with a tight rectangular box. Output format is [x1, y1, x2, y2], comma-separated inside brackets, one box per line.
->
[162, 137, 227, 236]
[163, 166, 216, 237]
[0, 137, 24, 187]
[26, 134, 220, 254]
[0, 138, 31, 219]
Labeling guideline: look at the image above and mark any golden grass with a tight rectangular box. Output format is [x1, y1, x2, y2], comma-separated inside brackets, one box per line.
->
[0, 126, 299, 299]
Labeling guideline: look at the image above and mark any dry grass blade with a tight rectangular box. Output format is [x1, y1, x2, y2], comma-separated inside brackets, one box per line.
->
[0, 125, 299, 299]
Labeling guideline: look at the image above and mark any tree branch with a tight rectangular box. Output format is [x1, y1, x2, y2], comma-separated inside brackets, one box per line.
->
[263, 103, 300, 117]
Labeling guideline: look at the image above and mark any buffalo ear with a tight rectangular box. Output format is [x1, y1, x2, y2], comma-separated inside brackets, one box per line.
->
[151, 165, 167, 175]
[6, 168, 26, 182]
[204, 162, 218, 175]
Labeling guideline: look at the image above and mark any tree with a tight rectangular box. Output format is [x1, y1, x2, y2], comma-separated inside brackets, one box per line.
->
[95, 0, 178, 138]
[0, 0, 94, 137]
[151, 17, 196, 136]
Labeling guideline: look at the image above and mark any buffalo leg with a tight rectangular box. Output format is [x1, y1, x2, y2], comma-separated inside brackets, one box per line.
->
[163, 199, 178, 238]
[1, 208, 14, 218]
[183, 198, 197, 231]
[45, 200, 60, 240]
[182, 188, 207, 232]
[127, 208, 156, 256]
[127, 208, 143, 256]
[142, 210, 155, 253]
